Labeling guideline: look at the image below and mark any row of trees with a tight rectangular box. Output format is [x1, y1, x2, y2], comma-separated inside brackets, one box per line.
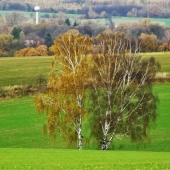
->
[0, 2, 33, 11]
[1, 0, 170, 18]
[35, 30, 158, 150]
[115, 19, 170, 52]
[127, 4, 170, 18]
[1, 16, 170, 57]
[0, 18, 106, 56]
[16, 19, 170, 55]
[74, 1, 170, 18]
[6, 0, 170, 17]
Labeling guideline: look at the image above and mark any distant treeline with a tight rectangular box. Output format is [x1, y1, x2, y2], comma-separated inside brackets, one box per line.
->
[0, 17, 170, 57]
[1, 1, 170, 18]
[77, 5, 142, 18]
[0, 2, 33, 12]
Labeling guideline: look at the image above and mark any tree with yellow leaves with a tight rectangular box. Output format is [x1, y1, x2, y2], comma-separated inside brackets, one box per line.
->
[14, 47, 31, 57]
[139, 33, 158, 52]
[0, 33, 16, 57]
[35, 30, 92, 150]
[36, 45, 48, 56]
[15, 45, 48, 57]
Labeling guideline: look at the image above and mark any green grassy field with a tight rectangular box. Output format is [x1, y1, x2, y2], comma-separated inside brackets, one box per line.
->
[0, 10, 170, 27]
[0, 56, 53, 86]
[0, 97, 68, 149]
[0, 83, 170, 152]
[0, 54, 170, 168]
[0, 96, 95, 149]
[0, 53, 170, 87]
[112, 83, 170, 152]
[81, 17, 170, 27]
[0, 149, 170, 170]
[144, 52, 170, 73]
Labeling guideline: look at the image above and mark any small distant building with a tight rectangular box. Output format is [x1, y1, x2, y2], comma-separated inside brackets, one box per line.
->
[24, 40, 41, 47]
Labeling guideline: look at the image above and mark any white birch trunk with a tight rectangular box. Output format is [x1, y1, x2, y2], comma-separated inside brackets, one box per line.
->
[102, 120, 109, 150]
[106, 134, 114, 150]
[78, 117, 82, 150]
[102, 91, 111, 151]
[77, 95, 83, 150]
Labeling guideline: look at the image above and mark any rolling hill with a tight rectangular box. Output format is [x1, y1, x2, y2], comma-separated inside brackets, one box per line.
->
[0, 0, 165, 11]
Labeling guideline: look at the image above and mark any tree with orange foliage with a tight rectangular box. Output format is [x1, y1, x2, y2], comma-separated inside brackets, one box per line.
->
[35, 30, 92, 150]
[15, 45, 48, 57]
[25, 48, 38, 56]
[159, 42, 170, 52]
[36, 45, 48, 56]
[139, 33, 158, 52]
[14, 47, 31, 57]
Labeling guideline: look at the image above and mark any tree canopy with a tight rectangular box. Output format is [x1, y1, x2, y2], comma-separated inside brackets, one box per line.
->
[35, 30, 92, 150]
[89, 32, 158, 150]
[35, 30, 158, 150]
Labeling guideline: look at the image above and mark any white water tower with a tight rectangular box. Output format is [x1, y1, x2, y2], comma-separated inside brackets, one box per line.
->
[34, 4, 40, 25]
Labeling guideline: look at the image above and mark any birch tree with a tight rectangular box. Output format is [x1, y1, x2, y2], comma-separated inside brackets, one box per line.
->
[165, 30, 170, 45]
[5, 11, 27, 26]
[89, 32, 158, 150]
[140, 0, 150, 18]
[35, 29, 92, 150]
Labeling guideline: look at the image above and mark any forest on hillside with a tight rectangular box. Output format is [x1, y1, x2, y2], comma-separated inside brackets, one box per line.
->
[0, 0, 170, 18]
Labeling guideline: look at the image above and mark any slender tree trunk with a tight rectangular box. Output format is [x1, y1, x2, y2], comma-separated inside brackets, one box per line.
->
[102, 91, 111, 151]
[78, 117, 82, 150]
[102, 119, 109, 150]
[76, 95, 83, 150]
[105, 134, 114, 150]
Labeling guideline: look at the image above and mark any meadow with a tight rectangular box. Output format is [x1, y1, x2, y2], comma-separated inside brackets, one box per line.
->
[81, 17, 170, 27]
[0, 149, 170, 169]
[0, 53, 170, 169]
[144, 52, 170, 72]
[0, 97, 67, 149]
[0, 83, 170, 152]
[0, 52, 170, 87]
[0, 56, 53, 86]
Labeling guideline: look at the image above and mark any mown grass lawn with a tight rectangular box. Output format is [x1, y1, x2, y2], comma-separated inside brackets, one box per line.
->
[0, 149, 170, 170]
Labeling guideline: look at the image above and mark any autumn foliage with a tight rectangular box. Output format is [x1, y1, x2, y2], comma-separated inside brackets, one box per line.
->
[35, 30, 92, 150]
[159, 43, 170, 52]
[15, 45, 48, 57]
[0, 33, 16, 56]
[139, 33, 158, 52]
[34, 30, 158, 151]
